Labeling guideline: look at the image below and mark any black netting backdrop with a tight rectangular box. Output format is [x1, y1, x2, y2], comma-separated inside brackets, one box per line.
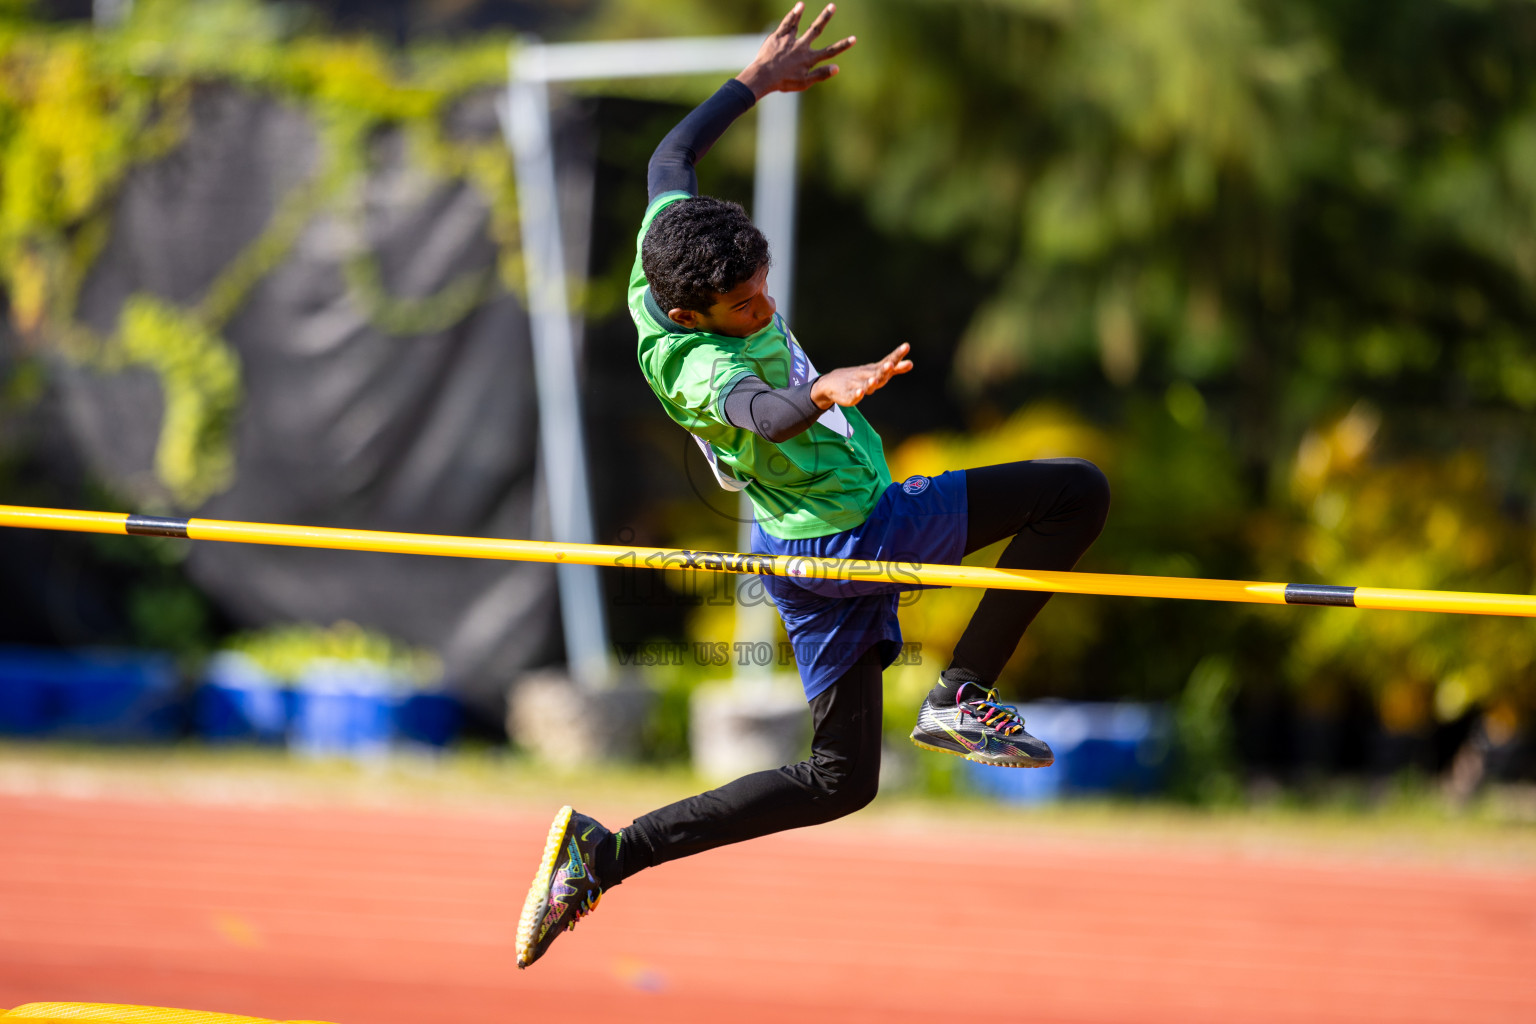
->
[50, 85, 561, 721]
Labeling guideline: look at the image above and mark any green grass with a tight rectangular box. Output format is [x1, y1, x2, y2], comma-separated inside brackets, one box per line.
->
[0, 739, 703, 810]
[1, 740, 1532, 869]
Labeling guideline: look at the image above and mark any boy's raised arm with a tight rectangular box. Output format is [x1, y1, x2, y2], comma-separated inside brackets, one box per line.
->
[646, 3, 855, 202]
[645, 81, 756, 201]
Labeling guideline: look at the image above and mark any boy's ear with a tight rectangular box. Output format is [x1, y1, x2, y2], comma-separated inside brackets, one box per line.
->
[668, 307, 704, 329]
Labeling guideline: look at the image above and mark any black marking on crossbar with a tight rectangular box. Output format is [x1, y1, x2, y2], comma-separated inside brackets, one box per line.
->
[1284, 583, 1357, 607]
[125, 514, 190, 539]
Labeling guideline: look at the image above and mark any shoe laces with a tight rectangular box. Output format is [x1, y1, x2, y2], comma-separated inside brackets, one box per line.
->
[959, 687, 1025, 737]
[567, 889, 602, 932]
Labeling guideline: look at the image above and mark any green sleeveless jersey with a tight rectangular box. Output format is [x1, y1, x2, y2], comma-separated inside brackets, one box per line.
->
[631, 192, 892, 540]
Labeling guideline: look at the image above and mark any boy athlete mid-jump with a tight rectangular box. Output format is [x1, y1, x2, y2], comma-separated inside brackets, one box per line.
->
[516, 2, 1109, 969]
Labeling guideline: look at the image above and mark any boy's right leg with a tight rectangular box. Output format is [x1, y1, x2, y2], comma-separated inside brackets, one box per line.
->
[516, 645, 885, 968]
[943, 457, 1111, 687]
[910, 458, 1110, 767]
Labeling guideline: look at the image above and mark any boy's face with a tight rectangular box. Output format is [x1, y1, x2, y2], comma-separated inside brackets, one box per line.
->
[667, 265, 776, 338]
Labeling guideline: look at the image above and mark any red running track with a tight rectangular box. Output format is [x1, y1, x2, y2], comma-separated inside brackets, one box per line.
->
[1, 793, 1534, 1023]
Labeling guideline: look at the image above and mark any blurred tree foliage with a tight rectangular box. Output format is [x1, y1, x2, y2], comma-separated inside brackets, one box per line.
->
[1254, 404, 1536, 730]
[587, 0, 1536, 755]
[4, 0, 1533, 775]
[592, 0, 1536, 434]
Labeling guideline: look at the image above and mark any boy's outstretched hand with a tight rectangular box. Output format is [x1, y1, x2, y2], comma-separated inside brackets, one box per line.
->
[737, 3, 856, 100]
[811, 343, 914, 410]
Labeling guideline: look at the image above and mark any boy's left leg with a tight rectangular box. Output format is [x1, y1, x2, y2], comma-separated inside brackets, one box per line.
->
[516, 645, 885, 969]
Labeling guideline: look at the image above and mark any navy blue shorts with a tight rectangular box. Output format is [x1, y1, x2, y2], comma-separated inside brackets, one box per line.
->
[751, 470, 968, 701]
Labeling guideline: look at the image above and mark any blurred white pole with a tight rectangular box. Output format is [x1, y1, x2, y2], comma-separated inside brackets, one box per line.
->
[94, 0, 132, 28]
[504, 67, 612, 689]
[515, 37, 764, 83]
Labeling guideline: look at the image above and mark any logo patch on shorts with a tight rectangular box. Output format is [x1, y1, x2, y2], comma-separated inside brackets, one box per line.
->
[901, 475, 930, 495]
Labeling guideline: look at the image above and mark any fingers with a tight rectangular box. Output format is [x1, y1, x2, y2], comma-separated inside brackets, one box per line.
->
[780, 65, 837, 93]
[861, 355, 914, 392]
[812, 35, 856, 62]
[803, 64, 839, 86]
[801, 3, 835, 43]
[867, 344, 911, 379]
[777, 2, 804, 37]
[829, 345, 912, 405]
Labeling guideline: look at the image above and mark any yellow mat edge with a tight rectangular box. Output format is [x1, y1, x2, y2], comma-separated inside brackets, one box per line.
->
[0, 1004, 337, 1024]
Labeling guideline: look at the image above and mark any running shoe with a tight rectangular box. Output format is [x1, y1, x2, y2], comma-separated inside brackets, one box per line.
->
[909, 681, 1054, 768]
[516, 805, 608, 969]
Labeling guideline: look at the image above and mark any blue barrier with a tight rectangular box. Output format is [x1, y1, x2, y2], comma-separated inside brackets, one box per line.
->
[0, 645, 462, 751]
[964, 701, 1172, 803]
[397, 691, 462, 747]
[288, 661, 400, 758]
[197, 654, 461, 754]
[0, 646, 184, 741]
[197, 652, 290, 743]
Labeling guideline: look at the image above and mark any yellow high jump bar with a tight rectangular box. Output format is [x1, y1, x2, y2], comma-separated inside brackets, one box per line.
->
[2, 503, 1534, 617]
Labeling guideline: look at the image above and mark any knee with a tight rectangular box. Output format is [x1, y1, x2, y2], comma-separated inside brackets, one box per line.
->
[1061, 458, 1111, 524]
[806, 748, 880, 821]
[823, 772, 879, 820]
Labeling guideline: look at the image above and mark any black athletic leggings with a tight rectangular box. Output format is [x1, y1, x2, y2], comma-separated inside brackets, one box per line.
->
[615, 458, 1109, 883]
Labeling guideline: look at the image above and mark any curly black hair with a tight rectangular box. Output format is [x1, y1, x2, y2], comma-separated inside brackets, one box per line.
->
[641, 196, 771, 314]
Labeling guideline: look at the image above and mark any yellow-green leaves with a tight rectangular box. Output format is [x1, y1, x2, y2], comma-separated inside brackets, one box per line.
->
[2, 0, 517, 510]
[118, 295, 240, 506]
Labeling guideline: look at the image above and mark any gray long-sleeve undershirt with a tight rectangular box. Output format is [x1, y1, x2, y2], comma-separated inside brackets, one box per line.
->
[722, 375, 824, 443]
